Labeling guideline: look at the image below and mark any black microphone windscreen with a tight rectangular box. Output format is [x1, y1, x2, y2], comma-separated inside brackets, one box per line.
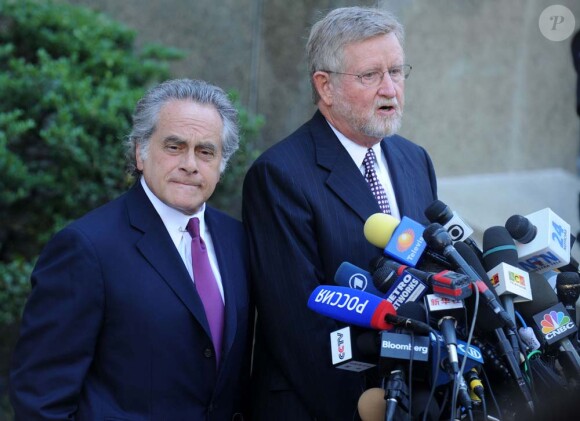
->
[505, 214, 537, 244]
[556, 271, 580, 288]
[482, 226, 519, 271]
[555, 272, 580, 304]
[424, 200, 452, 224]
[515, 272, 559, 319]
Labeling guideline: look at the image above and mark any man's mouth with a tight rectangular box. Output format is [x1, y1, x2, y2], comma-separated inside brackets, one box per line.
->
[379, 105, 394, 111]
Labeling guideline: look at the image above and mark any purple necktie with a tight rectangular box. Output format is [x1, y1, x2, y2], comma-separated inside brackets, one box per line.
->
[186, 217, 224, 367]
[363, 148, 391, 214]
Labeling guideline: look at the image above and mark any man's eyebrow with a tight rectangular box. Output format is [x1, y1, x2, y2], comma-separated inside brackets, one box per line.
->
[196, 142, 217, 150]
[162, 135, 187, 145]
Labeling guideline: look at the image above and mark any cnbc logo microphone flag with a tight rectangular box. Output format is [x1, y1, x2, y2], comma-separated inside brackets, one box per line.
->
[532, 302, 578, 344]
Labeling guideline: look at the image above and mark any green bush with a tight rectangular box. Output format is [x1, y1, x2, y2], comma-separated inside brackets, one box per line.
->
[0, 2, 263, 409]
[0, 0, 183, 327]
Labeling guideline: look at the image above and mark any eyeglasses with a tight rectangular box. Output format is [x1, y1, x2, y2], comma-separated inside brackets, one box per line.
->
[322, 64, 412, 87]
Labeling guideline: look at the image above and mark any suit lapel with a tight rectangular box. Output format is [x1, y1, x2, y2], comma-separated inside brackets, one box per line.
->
[311, 111, 383, 222]
[381, 138, 412, 217]
[126, 183, 213, 340]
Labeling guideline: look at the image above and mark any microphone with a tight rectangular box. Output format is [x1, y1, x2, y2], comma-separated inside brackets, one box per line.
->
[516, 273, 580, 379]
[336, 258, 429, 310]
[555, 272, 580, 327]
[357, 388, 386, 421]
[329, 326, 379, 372]
[379, 302, 431, 374]
[482, 226, 533, 322]
[334, 261, 385, 297]
[364, 213, 427, 267]
[307, 285, 396, 330]
[379, 302, 430, 421]
[423, 295, 484, 387]
[369, 257, 429, 309]
[454, 241, 506, 332]
[425, 224, 536, 411]
[423, 223, 515, 330]
[504, 208, 571, 273]
[424, 294, 464, 374]
[384, 367, 409, 421]
[424, 199, 483, 259]
[371, 256, 472, 302]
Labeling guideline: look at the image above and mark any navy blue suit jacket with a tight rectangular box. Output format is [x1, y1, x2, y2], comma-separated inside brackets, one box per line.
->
[242, 111, 437, 420]
[10, 181, 252, 420]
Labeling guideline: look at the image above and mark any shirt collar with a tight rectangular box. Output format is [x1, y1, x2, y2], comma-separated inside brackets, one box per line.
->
[140, 177, 207, 248]
[326, 121, 383, 169]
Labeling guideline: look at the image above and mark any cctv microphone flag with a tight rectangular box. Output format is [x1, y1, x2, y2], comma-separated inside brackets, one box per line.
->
[330, 326, 377, 372]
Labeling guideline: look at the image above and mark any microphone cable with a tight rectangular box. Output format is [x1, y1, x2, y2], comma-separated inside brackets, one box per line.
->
[422, 326, 443, 421]
[479, 365, 503, 421]
[449, 282, 480, 420]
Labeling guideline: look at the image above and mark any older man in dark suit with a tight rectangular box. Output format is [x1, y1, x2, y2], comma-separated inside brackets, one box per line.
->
[243, 6, 437, 420]
[10, 79, 253, 420]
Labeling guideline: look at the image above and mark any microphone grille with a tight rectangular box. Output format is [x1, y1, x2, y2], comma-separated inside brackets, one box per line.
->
[556, 271, 580, 288]
[505, 214, 537, 244]
[424, 200, 452, 224]
[482, 226, 519, 270]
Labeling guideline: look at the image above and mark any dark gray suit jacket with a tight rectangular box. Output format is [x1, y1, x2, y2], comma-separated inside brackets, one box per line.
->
[242, 110, 437, 420]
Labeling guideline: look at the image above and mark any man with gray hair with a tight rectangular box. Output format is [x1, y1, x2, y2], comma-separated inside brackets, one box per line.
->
[10, 78, 253, 420]
[243, 7, 437, 420]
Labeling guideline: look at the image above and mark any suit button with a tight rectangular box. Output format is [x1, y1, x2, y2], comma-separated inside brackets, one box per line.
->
[204, 347, 214, 358]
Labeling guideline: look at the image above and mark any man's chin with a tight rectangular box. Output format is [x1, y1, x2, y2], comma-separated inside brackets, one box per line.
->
[362, 121, 401, 138]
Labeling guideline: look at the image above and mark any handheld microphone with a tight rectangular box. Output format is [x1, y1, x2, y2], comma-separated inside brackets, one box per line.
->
[425, 293, 465, 375]
[369, 257, 429, 309]
[482, 226, 533, 322]
[454, 241, 506, 332]
[555, 272, 580, 326]
[334, 261, 385, 297]
[329, 326, 379, 372]
[308, 285, 396, 330]
[425, 225, 535, 411]
[423, 223, 515, 330]
[357, 388, 386, 421]
[516, 272, 580, 380]
[427, 330, 484, 387]
[364, 213, 427, 267]
[371, 256, 471, 302]
[424, 199, 482, 259]
[504, 208, 571, 273]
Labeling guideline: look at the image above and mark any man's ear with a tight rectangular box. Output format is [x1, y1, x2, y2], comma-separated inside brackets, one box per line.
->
[312, 71, 334, 107]
[135, 143, 144, 171]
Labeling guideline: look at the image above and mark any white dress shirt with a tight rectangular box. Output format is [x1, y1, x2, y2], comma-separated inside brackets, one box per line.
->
[327, 122, 401, 219]
[140, 177, 225, 301]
